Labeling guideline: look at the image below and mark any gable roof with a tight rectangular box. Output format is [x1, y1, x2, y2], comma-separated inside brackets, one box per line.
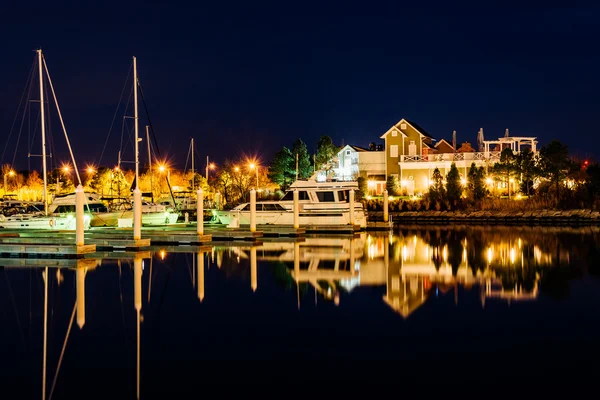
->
[405, 119, 434, 139]
[380, 118, 434, 140]
[434, 138, 454, 149]
[338, 144, 370, 153]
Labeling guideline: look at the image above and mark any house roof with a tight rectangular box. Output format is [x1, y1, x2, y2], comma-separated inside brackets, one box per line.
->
[405, 119, 434, 139]
[349, 145, 370, 152]
[434, 138, 454, 149]
[338, 144, 370, 153]
[380, 118, 435, 140]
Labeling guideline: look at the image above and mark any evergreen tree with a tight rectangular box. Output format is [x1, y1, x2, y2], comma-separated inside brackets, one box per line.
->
[268, 147, 295, 191]
[467, 163, 487, 200]
[356, 176, 367, 200]
[492, 148, 518, 197]
[386, 175, 398, 195]
[446, 163, 462, 204]
[516, 148, 537, 195]
[315, 136, 338, 171]
[428, 167, 445, 202]
[291, 138, 313, 179]
[538, 140, 571, 201]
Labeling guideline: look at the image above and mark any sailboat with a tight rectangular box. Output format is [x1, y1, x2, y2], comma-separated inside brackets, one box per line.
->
[0, 49, 91, 230]
[115, 56, 179, 226]
[47, 57, 179, 227]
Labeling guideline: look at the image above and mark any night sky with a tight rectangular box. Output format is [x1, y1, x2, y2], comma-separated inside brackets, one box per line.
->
[1, 1, 599, 172]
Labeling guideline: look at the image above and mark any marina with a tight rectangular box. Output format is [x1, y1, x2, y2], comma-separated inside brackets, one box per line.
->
[1, 4, 599, 394]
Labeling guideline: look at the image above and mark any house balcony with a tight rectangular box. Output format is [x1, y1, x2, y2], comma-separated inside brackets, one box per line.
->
[400, 152, 501, 163]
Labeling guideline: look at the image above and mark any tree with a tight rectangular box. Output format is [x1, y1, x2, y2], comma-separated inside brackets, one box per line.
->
[428, 167, 445, 202]
[291, 138, 313, 179]
[268, 147, 295, 191]
[386, 175, 398, 196]
[467, 162, 487, 200]
[315, 136, 338, 172]
[356, 176, 367, 200]
[492, 148, 518, 197]
[445, 163, 462, 204]
[538, 140, 571, 201]
[515, 148, 537, 195]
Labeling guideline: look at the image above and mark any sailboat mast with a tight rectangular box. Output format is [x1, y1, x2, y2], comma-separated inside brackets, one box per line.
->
[37, 49, 48, 216]
[191, 138, 194, 191]
[133, 56, 139, 189]
[146, 125, 152, 201]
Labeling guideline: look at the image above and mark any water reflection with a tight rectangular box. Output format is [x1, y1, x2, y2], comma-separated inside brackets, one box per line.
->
[213, 227, 578, 317]
[2, 226, 599, 397]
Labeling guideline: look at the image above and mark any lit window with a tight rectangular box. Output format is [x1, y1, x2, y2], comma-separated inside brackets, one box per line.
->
[390, 145, 398, 158]
[392, 130, 397, 137]
[401, 123, 407, 130]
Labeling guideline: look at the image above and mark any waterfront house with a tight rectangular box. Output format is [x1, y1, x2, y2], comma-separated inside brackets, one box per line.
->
[329, 144, 387, 195]
[380, 118, 538, 195]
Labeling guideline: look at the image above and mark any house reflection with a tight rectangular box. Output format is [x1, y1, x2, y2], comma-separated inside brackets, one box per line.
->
[216, 230, 565, 318]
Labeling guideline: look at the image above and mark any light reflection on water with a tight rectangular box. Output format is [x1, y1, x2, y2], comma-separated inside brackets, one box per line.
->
[2, 225, 600, 396]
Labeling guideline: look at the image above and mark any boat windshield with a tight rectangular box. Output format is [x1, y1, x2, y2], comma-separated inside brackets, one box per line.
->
[281, 190, 310, 201]
[237, 203, 286, 211]
[315, 191, 335, 202]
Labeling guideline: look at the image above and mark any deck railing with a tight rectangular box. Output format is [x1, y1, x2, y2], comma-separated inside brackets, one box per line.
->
[400, 152, 501, 163]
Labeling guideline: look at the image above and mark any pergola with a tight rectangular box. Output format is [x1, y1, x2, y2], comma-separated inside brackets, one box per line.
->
[483, 136, 537, 153]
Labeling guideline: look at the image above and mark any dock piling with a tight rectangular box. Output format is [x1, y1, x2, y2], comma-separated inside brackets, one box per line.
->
[75, 185, 85, 245]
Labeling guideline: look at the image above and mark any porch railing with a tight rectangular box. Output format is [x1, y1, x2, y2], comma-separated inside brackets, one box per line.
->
[400, 152, 501, 163]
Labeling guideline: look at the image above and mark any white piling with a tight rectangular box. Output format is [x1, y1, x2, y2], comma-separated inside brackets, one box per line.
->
[251, 246, 257, 292]
[134, 256, 142, 312]
[250, 189, 256, 232]
[383, 189, 389, 223]
[197, 252, 205, 302]
[293, 189, 299, 229]
[133, 188, 142, 241]
[76, 267, 86, 329]
[349, 189, 355, 225]
[75, 184, 85, 246]
[196, 188, 203, 235]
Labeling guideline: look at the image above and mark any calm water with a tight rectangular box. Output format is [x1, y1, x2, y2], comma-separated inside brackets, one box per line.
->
[2, 226, 600, 397]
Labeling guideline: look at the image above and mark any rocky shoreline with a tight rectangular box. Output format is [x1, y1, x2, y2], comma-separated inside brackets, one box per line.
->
[367, 209, 600, 225]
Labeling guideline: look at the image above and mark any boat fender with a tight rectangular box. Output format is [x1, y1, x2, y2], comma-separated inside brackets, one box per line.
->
[49, 219, 54, 227]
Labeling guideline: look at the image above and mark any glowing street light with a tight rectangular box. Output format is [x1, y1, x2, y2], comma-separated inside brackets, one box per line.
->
[206, 162, 215, 181]
[249, 162, 259, 191]
[3, 169, 15, 194]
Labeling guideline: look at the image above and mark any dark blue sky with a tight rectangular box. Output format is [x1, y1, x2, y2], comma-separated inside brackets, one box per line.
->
[1, 1, 599, 172]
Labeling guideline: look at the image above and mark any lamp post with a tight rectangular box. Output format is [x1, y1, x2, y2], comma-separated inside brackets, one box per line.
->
[85, 167, 95, 188]
[249, 163, 259, 191]
[3, 170, 15, 195]
[57, 165, 71, 195]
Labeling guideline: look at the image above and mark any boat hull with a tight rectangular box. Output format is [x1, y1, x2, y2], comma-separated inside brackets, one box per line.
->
[0, 214, 91, 230]
[214, 209, 367, 228]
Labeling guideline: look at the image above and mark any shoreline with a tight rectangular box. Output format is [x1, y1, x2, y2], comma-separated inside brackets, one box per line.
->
[368, 209, 600, 226]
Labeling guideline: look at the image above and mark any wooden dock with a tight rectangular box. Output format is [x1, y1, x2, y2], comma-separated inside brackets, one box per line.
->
[0, 242, 96, 258]
[0, 257, 98, 269]
[367, 221, 394, 231]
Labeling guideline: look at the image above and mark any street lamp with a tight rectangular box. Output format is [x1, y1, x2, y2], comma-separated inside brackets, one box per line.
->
[206, 162, 215, 181]
[249, 163, 259, 191]
[57, 164, 71, 195]
[3, 170, 15, 195]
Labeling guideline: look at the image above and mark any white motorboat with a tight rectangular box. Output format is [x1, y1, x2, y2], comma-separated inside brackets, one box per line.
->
[214, 178, 367, 228]
[0, 212, 91, 230]
[53, 193, 178, 227]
